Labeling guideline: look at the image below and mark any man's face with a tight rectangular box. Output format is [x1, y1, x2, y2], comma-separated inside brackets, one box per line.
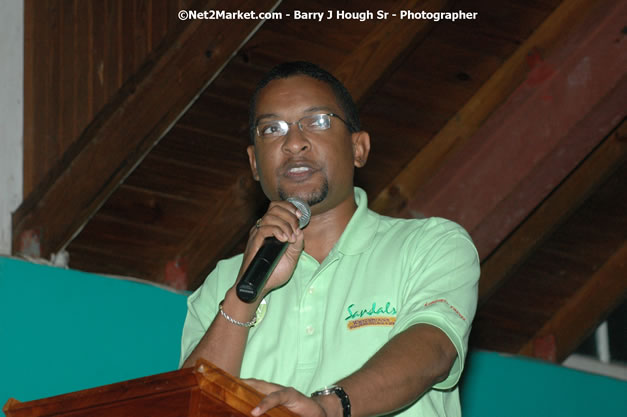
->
[247, 75, 369, 214]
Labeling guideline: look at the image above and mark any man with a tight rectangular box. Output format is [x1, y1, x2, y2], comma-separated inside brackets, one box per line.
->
[180, 62, 479, 417]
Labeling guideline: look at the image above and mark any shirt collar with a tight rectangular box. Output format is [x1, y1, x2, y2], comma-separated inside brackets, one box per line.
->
[333, 187, 380, 255]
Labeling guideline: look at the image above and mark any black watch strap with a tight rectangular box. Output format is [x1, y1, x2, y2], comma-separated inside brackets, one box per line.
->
[311, 385, 351, 417]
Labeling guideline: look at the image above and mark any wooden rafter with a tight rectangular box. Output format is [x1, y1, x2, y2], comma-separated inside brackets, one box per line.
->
[370, 0, 603, 216]
[406, 0, 627, 256]
[519, 241, 627, 362]
[176, 175, 265, 291]
[479, 119, 627, 303]
[12, 0, 281, 259]
[335, 0, 449, 103]
[392, 0, 627, 301]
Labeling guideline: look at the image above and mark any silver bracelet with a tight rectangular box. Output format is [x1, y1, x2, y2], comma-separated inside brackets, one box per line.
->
[219, 300, 257, 327]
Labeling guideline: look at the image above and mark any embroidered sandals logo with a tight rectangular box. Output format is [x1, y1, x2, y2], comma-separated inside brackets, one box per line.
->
[345, 301, 397, 330]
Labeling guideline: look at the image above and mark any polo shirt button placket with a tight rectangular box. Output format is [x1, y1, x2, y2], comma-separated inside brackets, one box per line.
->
[305, 325, 314, 335]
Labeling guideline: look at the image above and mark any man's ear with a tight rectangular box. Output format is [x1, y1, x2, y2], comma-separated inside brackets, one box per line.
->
[352, 131, 371, 168]
[247, 145, 260, 181]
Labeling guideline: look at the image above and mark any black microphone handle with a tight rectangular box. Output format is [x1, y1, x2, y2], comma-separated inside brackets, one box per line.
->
[236, 237, 288, 303]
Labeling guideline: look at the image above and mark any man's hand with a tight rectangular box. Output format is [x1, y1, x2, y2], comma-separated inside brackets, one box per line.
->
[240, 200, 305, 298]
[245, 379, 338, 417]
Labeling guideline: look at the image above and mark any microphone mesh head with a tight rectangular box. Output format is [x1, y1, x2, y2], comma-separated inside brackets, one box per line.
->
[287, 197, 311, 229]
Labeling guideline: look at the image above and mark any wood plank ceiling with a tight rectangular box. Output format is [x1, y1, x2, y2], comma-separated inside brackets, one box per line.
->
[15, 0, 626, 363]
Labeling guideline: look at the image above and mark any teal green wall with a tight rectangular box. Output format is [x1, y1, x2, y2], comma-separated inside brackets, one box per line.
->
[1, 256, 625, 416]
[460, 351, 627, 416]
[0, 256, 188, 408]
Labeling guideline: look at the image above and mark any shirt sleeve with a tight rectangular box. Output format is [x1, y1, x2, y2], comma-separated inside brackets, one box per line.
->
[391, 219, 480, 389]
[178, 264, 225, 368]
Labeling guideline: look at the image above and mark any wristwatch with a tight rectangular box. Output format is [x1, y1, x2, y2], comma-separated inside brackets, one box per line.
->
[311, 385, 351, 417]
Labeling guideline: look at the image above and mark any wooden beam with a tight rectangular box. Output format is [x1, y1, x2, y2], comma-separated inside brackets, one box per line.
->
[404, 0, 626, 253]
[472, 73, 627, 263]
[12, 0, 281, 259]
[479, 119, 627, 303]
[470, 70, 627, 259]
[334, 0, 449, 103]
[370, 0, 604, 215]
[518, 241, 627, 362]
[179, 175, 265, 291]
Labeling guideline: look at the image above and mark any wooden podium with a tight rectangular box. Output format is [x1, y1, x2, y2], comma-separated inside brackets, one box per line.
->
[3, 360, 297, 417]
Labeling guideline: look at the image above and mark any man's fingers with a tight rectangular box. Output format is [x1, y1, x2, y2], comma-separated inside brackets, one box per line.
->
[251, 388, 305, 416]
[245, 379, 285, 416]
[251, 391, 285, 416]
[260, 218, 297, 242]
[265, 202, 302, 233]
[245, 378, 283, 395]
[247, 386, 326, 417]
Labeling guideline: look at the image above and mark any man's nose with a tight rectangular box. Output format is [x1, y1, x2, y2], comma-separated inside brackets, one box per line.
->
[282, 124, 311, 153]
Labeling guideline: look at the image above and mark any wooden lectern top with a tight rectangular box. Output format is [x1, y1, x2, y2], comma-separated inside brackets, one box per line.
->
[3, 360, 298, 417]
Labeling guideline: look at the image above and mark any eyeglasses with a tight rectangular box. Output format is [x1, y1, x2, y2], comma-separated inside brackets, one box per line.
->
[255, 113, 348, 140]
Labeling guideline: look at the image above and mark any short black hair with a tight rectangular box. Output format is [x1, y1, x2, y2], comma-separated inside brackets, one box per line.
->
[248, 61, 360, 143]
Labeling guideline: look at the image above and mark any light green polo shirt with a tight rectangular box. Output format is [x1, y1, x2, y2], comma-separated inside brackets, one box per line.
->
[180, 187, 479, 416]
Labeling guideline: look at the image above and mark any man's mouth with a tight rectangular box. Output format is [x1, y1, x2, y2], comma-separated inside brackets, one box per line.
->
[282, 162, 318, 180]
[287, 166, 311, 174]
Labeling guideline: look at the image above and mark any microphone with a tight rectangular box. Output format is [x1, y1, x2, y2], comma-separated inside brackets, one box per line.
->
[236, 197, 311, 303]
